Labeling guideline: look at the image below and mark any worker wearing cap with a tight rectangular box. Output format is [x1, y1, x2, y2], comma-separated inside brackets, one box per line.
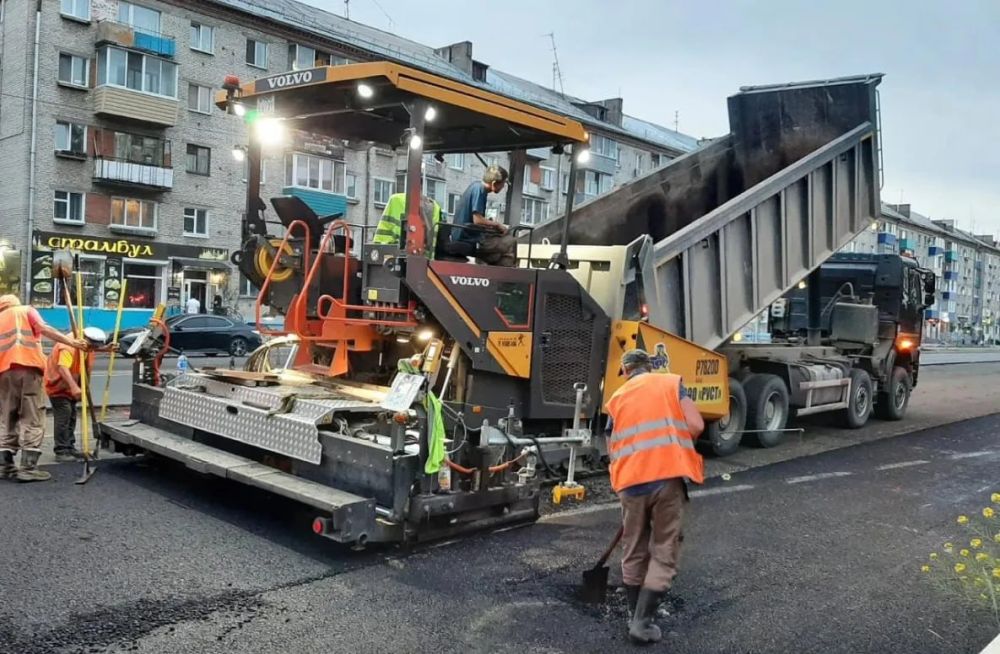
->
[605, 348, 705, 644]
[372, 192, 442, 257]
[452, 165, 517, 267]
[44, 326, 107, 462]
[0, 294, 88, 482]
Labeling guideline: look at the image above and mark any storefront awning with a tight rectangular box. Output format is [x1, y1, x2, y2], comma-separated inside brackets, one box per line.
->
[170, 256, 230, 270]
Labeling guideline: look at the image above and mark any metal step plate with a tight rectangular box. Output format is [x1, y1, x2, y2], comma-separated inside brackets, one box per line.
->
[159, 375, 379, 464]
[102, 419, 373, 514]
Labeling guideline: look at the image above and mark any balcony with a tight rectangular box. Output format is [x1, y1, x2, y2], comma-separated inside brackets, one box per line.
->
[899, 238, 913, 251]
[945, 250, 959, 263]
[93, 157, 173, 190]
[877, 232, 897, 246]
[928, 245, 943, 256]
[942, 291, 955, 300]
[96, 21, 175, 58]
[94, 86, 178, 126]
[944, 270, 959, 281]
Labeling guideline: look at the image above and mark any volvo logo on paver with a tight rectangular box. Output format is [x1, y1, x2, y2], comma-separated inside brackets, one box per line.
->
[254, 68, 327, 93]
[449, 276, 490, 287]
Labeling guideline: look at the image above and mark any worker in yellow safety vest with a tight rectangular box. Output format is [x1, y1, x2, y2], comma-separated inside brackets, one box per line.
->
[0, 294, 88, 482]
[372, 193, 442, 258]
[605, 348, 705, 645]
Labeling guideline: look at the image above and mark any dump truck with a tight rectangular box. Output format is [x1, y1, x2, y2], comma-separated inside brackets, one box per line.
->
[98, 63, 926, 545]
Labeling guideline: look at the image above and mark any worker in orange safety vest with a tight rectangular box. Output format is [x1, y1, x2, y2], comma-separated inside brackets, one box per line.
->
[605, 348, 705, 645]
[0, 294, 88, 482]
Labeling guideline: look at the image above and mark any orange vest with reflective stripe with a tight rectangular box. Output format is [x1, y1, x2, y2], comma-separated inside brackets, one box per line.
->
[606, 372, 704, 491]
[44, 342, 93, 398]
[0, 306, 47, 374]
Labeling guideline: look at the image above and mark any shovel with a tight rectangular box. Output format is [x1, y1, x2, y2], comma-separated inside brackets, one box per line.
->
[579, 525, 624, 604]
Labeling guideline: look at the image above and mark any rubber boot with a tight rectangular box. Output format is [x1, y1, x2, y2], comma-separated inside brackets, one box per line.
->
[16, 450, 51, 483]
[0, 451, 15, 479]
[624, 584, 640, 617]
[628, 588, 663, 645]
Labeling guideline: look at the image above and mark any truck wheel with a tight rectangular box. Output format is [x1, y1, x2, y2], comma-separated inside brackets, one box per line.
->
[874, 366, 911, 421]
[743, 374, 789, 448]
[699, 378, 747, 457]
[840, 368, 873, 428]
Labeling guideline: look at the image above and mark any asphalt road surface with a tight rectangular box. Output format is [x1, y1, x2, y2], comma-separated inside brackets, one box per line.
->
[2, 413, 998, 653]
[4, 366, 1000, 652]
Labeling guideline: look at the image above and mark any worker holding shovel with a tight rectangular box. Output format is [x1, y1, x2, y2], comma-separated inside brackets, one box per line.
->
[44, 327, 107, 462]
[0, 294, 88, 482]
[605, 349, 705, 644]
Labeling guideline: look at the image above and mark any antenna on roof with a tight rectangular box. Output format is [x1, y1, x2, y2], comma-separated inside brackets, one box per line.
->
[674, 110, 679, 132]
[344, 0, 349, 19]
[544, 32, 565, 95]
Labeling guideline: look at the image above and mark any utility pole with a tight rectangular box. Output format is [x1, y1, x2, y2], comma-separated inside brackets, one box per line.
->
[545, 32, 565, 95]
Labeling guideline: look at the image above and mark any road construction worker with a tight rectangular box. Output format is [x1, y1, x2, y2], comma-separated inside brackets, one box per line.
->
[372, 192, 442, 257]
[605, 348, 705, 645]
[0, 295, 88, 482]
[452, 165, 517, 267]
[44, 326, 107, 462]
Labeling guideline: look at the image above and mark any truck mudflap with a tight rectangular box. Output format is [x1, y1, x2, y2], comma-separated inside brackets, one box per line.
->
[603, 320, 730, 422]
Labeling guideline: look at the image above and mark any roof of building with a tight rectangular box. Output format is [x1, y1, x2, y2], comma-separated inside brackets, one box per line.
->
[882, 202, 1000, 253]
[208, 0, 698, 154]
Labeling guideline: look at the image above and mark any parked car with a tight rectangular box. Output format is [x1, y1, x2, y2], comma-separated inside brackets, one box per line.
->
[118, 314, 262, 357]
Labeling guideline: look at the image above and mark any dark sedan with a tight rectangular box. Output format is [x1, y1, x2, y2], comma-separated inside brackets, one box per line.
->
[119, 314, 263, 357]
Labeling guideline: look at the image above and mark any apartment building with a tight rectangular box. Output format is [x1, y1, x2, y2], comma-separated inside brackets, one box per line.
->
[847, 204, 1000, 344]
[0, 0, 697, 329]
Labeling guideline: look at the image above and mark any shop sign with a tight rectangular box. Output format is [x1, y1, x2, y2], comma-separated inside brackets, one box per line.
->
[32, 231, 228, 262]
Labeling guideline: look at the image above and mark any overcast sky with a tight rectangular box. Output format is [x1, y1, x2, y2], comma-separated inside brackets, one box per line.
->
[305, 0, 1000, 234]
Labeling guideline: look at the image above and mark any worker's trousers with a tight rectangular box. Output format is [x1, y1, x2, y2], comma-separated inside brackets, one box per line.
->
[476, 234, 517, 267]
[618, 477, 686, 592]
[50, 396, 78, 454]
[0, 367, 46, 452]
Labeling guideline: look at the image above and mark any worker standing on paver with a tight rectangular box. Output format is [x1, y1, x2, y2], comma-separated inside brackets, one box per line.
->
[605, 349, 705, 644]
[373, 192, 442, 255]
[44, 326, 107, 462]
[451, 165, 517, 266]
[0, 295, 88, 482]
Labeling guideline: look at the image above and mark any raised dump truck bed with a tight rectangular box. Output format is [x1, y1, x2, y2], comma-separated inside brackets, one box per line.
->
[531, 74, 883, 349]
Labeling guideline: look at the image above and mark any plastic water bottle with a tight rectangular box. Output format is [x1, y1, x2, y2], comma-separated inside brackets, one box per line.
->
[177, 352, 190, 374]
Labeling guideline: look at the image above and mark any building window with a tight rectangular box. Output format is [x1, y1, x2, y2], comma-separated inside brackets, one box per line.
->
[373, 179, 394, 207]
[186, 144, 211, 175]
[117, 2, 160, 34]
[56, 256, 103, 307]
[58, 53, 88, 88]
[96, 46, 177, 98]
[540, 166, 556, 191]
[447, 192, 461, 217]
[584, 171, 613, 196]
[288, 44, 348, 69]
[345, 173, 358, 200]
[60, 0, 90, 21]
[444, 153, 465, 170]
[561, 172, 570, 194]
[285, 153, 345, 193]
[521, 197, 549, 225]
[54, 121, 86, 155]
[53, 191, 85, 224]
[111, 197, 157, 231]
[590, 134, 618, 160]
[188, 83, 212, 113]
[123, 262, 164, 308]
[246, 39, 268, 68]
[113, 131, 168, 165]
[190, 22, 214, 54]
[425, 178, 446, 207]
[183, 208, 209, 236]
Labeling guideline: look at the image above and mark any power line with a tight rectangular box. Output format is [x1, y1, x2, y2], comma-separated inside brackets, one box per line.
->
[367, 0, 394, 30]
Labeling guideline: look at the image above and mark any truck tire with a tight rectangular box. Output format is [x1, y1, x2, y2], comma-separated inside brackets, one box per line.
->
[699, 378, 747, 457]
[840, 368, 873, 428]
[743, 374, 789, 448]
[874, 366, 911, 421]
